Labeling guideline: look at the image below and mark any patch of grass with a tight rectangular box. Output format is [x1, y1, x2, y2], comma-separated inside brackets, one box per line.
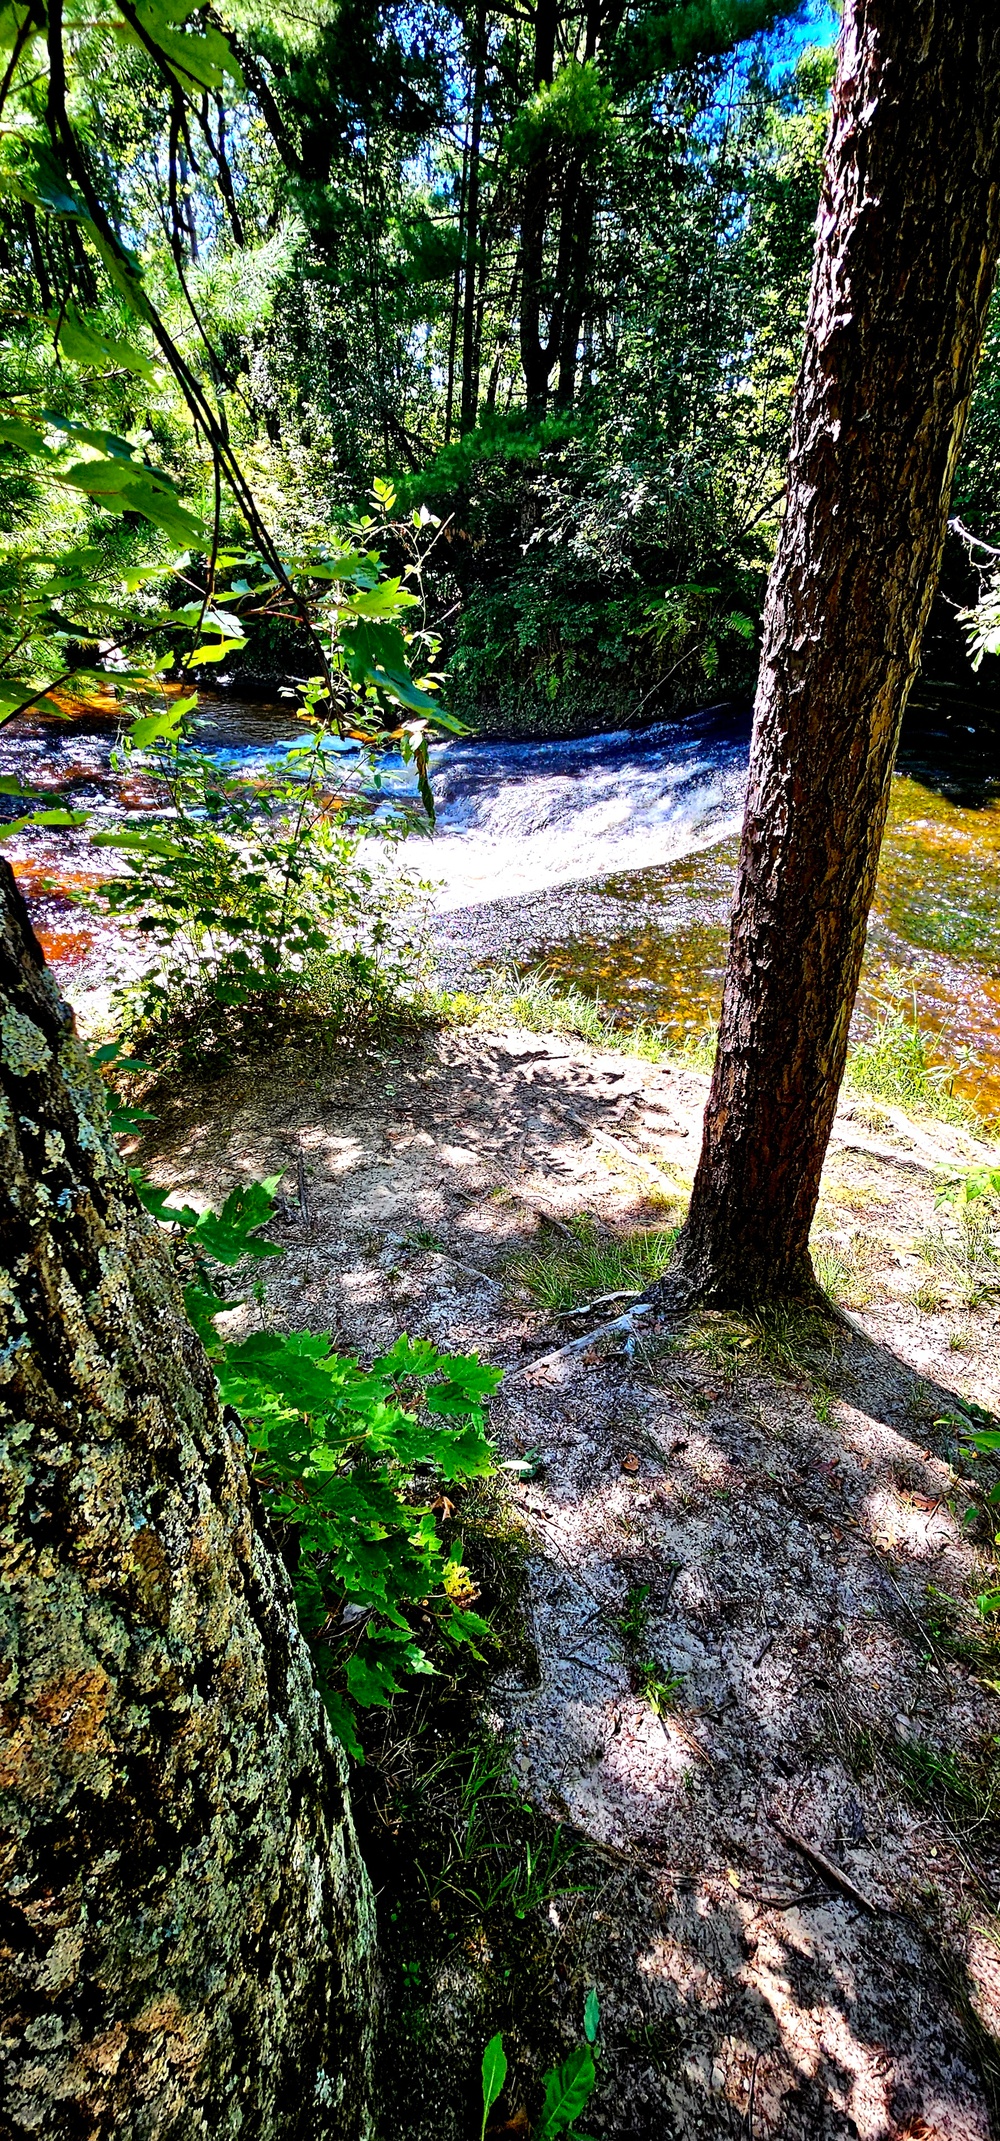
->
[746, 1300, 838, 1378]
[916, 1204, 1000, 1311]
[813, 1381, 835, 1425]
[415, 1741, 584, 1917]
[439, 965, 704, 1069]
[893, 1732, 1000, 1828]
[671, 1018, 719, 1073]
[511, 1212, 679, 1314]
[824, 1180, 892, 1214]
[475, 968, 612, 1045]
[811, 1243, 855, 1302]
[812, 1230, 881, 1309]
[681, 1316, 756, 1378]
[912, 1279, 948, 1314]
[921, 1584, 1000, 1682]
[846, 973, 978, 1126]
[813, 1233, 886, 1310]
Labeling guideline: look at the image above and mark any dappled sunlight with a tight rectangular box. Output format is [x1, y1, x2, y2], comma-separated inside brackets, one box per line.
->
[129, 1013, 1000, 2135]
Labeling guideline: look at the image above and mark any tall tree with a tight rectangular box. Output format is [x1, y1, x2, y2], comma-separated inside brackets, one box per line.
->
[0, 862, 375, 2138]
[654, 0, 1000, 1308]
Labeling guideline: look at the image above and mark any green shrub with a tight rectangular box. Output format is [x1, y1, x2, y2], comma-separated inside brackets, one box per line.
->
[97, 726, 432, 1058]
[114, 1111, 502, 1756]
[219, 1327, 498, 1757]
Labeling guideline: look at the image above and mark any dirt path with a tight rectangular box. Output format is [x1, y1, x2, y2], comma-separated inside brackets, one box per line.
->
[141, 1023, 1000, 2141]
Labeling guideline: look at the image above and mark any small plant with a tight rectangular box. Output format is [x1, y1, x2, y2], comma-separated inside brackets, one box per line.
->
[811, 1233, 877, 1309]
[639, 1663, 684, 1716]
[480, 1989, 600, 2139]
[613, 1583, 683, 1715]
[936, 1397, 1000, 1617]
[616, 1582, 651, 1650]
[98, 717, 432, 1059]
[912, 1280, 948, 1314]
[919, 1172, 1000, 1310]
[419, 1741, 583, 1918]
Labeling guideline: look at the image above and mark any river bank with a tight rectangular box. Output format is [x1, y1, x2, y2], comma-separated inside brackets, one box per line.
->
[131, 1012, 1000, 2140]
[6, 676, 1000, 1120]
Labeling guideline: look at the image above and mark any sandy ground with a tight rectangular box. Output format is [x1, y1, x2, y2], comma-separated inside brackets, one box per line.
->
[136, 1022, 1000, 2141]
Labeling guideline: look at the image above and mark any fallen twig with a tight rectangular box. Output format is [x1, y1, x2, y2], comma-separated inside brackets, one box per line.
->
[553, 1288, 642, 1318]
[558, 1651, 623, 1683]
[420, 1245, 501, 1288]
[503, 1305, 653, 1384]
[768, 1814, 881, 1915]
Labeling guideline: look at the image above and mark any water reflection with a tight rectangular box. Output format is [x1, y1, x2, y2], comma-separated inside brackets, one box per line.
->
[520, 729, 1000, 1121]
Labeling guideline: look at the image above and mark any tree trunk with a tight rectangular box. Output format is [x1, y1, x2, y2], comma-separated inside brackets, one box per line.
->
[0, 860, 375, 2137]
[460, 0, 487, 436]
[655, 0, 1000, 1309]
[518, 0, 558, 416]
[554, 164, 594, 408]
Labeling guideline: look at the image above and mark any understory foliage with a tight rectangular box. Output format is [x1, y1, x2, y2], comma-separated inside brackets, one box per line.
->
[116, 1100, 501, 1755]
[481, 1997, 600, 2140]
[99, 722, 432, 1058]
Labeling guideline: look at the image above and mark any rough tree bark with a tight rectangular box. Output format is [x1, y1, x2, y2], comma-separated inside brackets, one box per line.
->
[655, 0, 1000, 1308]
[0, 859, 375, 2137]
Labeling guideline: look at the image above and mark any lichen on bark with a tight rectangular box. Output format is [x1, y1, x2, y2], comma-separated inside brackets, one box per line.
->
[0, 859, 375, 2139]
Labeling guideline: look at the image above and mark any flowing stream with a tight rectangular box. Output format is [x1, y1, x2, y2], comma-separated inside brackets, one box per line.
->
[4, 681, 998, 1119]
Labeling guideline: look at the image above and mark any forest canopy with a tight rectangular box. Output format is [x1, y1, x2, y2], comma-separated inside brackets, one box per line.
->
[1, 0, 998, 735]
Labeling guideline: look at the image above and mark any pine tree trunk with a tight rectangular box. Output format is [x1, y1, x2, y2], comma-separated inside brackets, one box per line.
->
[0, 860, 375, 2137]
[460, 0, 487, 436]
[656, 0, 1000, 1308]
[519, 0, 558, 415]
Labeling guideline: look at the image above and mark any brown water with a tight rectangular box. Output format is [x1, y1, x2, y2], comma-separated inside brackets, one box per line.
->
[521, 743, 1000, 1123]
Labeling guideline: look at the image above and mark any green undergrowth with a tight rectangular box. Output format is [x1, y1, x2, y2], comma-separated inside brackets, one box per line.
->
[101, 1048, 604, 2129]
[511, 1211, 681, 1314]
[99, 1047, 502, 1754]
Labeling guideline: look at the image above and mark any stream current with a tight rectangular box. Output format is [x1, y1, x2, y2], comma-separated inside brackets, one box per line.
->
[4, 682, 999, 1119]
